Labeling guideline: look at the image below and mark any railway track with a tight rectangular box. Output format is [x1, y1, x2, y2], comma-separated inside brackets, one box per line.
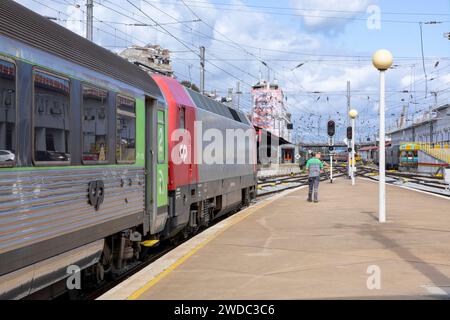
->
[358, 166, 450, 197]
[257, 167, 348, 197]
[71, 209, 240, 300]
[78, 244, 173, 300]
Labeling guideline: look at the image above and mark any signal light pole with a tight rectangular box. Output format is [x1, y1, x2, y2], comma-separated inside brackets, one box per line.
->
[373, 49, 393, 224]
[349, 109, 359, 186]
[346, 126, 353, 180]
[327, 120, 336, 184]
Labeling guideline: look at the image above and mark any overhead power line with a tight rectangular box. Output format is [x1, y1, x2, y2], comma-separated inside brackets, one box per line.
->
[124, 0, 255, 88]
[143, 0, 450, 24]
[177, 0, 450, 17]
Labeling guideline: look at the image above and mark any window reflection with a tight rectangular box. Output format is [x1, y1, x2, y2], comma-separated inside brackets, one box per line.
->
[116, 96, 136, 163]
[34, 70, 70, 163]
[0, 59, 16, 165]
[82, 85, 108, 163]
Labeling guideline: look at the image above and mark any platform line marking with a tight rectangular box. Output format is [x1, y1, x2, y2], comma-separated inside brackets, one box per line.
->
[422, 285, 450, 297]
[126, 185, 308, 300]
[359, 177, 450, 200]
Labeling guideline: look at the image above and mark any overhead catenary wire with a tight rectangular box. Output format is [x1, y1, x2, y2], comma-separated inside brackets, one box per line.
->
[124, 0, 255, 88]
[143, 0, 450, 24]
[173, 0, 450, 17]
[140, 0, 259, 82]
[90, 0, 251, 90]
[33, 0, 132, 47]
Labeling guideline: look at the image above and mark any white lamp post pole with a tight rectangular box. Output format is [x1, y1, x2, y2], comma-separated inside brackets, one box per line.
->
[373, 49, 393, 224]
[352, 118, 356, 185]
[379, 71, 386, 223]
[379, 70, 386, 223]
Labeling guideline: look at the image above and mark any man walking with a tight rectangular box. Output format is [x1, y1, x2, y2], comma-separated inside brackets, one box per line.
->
[306, 152, 324, 203]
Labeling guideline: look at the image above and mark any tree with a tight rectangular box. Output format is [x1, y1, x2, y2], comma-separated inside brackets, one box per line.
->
[180, 80, 200, 92]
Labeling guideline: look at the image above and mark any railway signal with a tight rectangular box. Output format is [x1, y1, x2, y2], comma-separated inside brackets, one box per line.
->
[327, 120, 336, 137]
[346, 126, 353, 140]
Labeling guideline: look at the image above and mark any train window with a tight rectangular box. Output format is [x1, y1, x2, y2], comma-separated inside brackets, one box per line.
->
[33, 70, 71, 165]
[82, 85, 108, 164]
[116, 95, 136, 163]
[0, 59, 16, 167]
[229, 107, 242, 122]
[157, 110, 165, 164]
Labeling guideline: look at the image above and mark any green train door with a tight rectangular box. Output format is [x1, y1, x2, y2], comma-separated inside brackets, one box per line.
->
[144, 96, 155, 235]
[145, 96, 168, 236]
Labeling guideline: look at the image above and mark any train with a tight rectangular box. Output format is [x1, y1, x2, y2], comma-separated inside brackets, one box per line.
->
[0, 1, 257, 299]
[333, 152, 362, 163]
[372, 144, 418, 171]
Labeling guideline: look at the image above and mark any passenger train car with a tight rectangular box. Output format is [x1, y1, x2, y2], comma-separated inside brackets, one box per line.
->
[0, 1, 257, 299]
[373, 144, 418, 171]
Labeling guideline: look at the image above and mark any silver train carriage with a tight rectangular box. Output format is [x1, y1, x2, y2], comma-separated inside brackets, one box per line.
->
[0, 1, 168, 299]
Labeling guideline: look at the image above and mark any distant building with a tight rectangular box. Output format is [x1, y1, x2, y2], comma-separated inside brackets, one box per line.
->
[389, 104, 450, 146]
[119, 44, 173, 77]
[251, 80, 292, 143]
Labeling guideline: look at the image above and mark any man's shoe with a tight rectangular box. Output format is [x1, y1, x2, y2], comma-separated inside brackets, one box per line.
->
[307, 199, 312, 203]
[314, 200, 319, 203]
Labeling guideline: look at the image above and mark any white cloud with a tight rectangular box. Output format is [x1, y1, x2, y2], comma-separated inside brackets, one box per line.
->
[299, 65, 376, 92]
[66, 4, 84, 37]
[289, 0, 372, 34]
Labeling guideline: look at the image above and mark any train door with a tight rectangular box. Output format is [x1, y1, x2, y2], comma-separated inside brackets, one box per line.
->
[145, 96, 169, 236]
[144, 96, 156, 235]
[171, 105, 197, 187]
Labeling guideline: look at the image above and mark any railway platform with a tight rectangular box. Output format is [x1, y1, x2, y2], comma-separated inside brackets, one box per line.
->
[99, 178, 450, 300]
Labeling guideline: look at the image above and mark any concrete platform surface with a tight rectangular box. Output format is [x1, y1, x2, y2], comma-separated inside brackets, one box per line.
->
[101, 178, 450, 300]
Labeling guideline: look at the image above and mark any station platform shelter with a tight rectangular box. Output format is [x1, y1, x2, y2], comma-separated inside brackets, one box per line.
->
[100, 178, 450, 300]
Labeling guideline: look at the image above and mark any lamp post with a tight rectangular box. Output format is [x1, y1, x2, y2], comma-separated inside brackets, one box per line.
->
[373, 49, 393, 224]
[349, 109, 359, 186]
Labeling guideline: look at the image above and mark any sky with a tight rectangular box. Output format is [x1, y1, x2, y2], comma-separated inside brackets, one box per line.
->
[14, 0, 450, 143]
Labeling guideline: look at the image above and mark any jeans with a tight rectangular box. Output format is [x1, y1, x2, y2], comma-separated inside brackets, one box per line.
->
[308, 176, 320, 202]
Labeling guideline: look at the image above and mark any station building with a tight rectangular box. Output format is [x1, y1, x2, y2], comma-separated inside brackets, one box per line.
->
[389, 104, 450, 147]
[388, 104, 450, 174]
